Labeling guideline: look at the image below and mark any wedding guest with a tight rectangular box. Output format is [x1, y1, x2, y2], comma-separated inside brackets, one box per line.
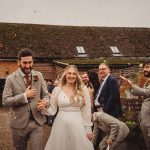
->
[53, 78, 59, 87]
[120, 60, 150, 150]
[92, 112, 129, 150]
[81, 72, 94, 109]
[93, 63, 122, 150]
[38, 65, 94, 150]
[87, 70, 100, 98]
[94, 63, 122, 117]
[47, 79, 54, 96]
[2, 48, 49, 150]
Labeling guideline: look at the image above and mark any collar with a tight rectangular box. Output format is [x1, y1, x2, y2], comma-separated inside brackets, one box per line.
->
[92, 112, 103, 121]
[101, 74, 110, 82]
[19, 68, 32, 77]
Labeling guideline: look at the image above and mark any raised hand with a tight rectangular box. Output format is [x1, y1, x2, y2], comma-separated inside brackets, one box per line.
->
[106, 138, 112, 145]
[25, 86, 37, 99]
[120, 75, 133, 88]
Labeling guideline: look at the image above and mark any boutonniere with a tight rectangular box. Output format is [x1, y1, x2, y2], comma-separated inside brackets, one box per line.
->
[33, 75, 39, 82]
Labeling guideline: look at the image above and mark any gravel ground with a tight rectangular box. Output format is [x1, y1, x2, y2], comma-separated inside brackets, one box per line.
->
[0, 107, 51, 150]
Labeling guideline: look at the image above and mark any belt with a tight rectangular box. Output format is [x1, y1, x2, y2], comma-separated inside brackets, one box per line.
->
[95, 105, 101, 109]
[59, 107, 80, 112]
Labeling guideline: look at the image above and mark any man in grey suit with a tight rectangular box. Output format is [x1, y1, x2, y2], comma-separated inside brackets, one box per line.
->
[92, 112, 129, 150]
[2, 48, 49, 150]
[120, 61, 150, 150]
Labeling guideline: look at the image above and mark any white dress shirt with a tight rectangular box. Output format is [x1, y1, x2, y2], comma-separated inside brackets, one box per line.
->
[94, 74, 110, 106]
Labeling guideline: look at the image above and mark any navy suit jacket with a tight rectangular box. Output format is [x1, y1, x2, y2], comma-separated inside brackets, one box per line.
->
[95, 75, 122, 118]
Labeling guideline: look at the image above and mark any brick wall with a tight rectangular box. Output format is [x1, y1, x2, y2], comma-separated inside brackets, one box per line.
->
[0, 62, 18, 78]
[0, 62, 56, 81]
[33, 63, 55, 81]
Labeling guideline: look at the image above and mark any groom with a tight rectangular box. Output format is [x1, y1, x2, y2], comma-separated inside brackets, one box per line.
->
[2, 48, 49, 150]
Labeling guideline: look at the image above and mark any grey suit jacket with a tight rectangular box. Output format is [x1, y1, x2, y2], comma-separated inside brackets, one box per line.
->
[132, 85, 150, 127]
[93, 112, 129, 141]
[2, 68, 49, 129]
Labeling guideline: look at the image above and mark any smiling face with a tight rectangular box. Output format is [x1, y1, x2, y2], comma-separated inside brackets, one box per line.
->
[81, 73, 89, 85]
[18, 56, 33, 75]
[65, 67, 77, 85]
[143, 63, 150, 77]
[98, 64, 110, 80]
[61, 65, 82, 87]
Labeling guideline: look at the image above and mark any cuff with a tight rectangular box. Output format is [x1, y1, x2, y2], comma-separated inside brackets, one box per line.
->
[23, 93, 28, 103]
[85, 126, 92, 134]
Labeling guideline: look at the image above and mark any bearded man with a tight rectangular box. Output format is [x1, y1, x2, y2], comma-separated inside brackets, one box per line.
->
[120, 61, 150, 150]
[2, 48, 49, 150]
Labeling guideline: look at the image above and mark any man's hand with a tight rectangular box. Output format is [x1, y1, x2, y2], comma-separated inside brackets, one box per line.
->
[25, 86, 37, 99]
[106, 138, 112, 145]
[120, 75, 133, 88]
[37, 100, 48, 111]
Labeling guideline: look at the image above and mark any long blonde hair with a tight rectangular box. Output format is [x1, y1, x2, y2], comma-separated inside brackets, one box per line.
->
[60, 65, 85, 105]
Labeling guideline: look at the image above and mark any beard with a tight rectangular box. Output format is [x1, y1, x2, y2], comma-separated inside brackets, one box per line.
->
[144, 70, 150, 77]
[20, 65, 32, 75]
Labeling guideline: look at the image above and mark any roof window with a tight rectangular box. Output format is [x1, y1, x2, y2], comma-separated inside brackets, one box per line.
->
[76, 46, 87, 57]
[110, 46, 122, 56]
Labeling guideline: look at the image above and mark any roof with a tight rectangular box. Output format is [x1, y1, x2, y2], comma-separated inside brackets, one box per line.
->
[0, 23, 150, 58]
[53, 57, 149, 69]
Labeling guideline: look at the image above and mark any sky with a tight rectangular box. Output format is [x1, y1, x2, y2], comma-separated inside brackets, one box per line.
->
[0, 0, 150, 27]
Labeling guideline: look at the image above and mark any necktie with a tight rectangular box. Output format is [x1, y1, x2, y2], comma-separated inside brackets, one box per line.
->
[25, 74, 34, 119]
[25, 74, 31, 87]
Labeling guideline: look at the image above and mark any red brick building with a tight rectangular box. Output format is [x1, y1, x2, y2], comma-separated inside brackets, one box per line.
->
[0, 22, 150, 78]
[0, 23, 150, 105]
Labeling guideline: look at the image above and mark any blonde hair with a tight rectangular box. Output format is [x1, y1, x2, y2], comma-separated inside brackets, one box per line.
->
[60, 65, 85, 105]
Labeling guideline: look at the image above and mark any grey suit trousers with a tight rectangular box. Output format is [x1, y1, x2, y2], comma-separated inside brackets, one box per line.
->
[99, 134, 124, 150]
[12, 119, 43, 150]
[140, 122, 150, 150]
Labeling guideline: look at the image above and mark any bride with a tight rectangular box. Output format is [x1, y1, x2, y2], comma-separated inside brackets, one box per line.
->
[38, 65, 94, 150]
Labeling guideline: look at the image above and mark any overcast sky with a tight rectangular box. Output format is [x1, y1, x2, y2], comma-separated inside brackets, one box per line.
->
[0, 0, 150, 27]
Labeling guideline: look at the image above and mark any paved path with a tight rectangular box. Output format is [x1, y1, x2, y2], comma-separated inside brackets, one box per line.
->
[0, 107, 51, 150]
[0, 107, 146, 150]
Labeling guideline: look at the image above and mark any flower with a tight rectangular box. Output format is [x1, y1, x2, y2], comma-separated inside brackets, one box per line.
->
[33, 75, 39, 82]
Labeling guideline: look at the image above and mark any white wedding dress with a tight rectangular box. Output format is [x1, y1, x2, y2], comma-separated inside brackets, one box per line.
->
[44, 86, 94, 150]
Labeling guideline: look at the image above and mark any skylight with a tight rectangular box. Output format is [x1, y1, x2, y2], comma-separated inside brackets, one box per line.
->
[110, 46, 122, 56]
[76, 46, 87, 57]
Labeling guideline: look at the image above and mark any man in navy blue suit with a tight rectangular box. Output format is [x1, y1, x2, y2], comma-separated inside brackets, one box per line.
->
[93, 63, 122, 150]
[94, 63, 122, 117]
